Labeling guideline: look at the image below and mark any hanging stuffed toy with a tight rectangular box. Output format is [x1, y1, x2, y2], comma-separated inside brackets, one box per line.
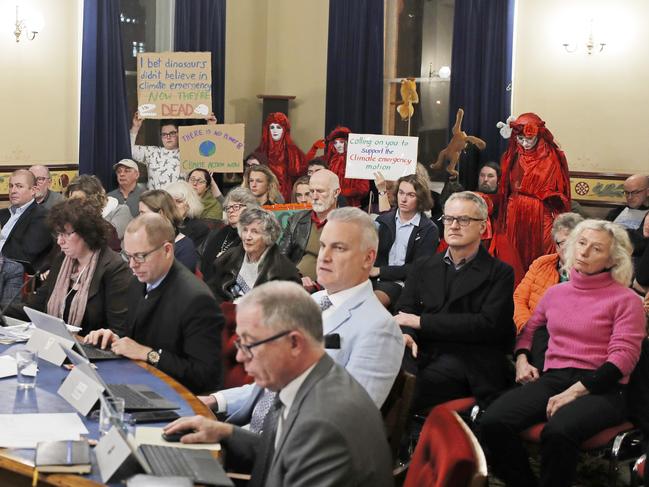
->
[430, 108, 486, 180]
[397, 78, 419, 121]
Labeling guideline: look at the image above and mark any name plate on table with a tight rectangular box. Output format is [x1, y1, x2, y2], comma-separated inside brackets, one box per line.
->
[26, 328, 74, 366]
[96, 426, 140, 483]
[58, 364, 105, 415]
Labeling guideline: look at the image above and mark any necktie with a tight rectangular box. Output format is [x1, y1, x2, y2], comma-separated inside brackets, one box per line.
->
[319, 295, 333, 311]
[249, 389, 277, 434]
[249, 396, 283, 487]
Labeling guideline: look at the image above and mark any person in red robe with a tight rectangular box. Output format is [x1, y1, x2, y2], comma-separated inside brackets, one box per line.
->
[324, 127, 369, 208]
[255, 112, 306, 202]
[497, 113, 571, 271]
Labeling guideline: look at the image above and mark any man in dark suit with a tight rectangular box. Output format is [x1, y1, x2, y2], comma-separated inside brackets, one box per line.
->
[164, 281, 393, 487]
[84, 213, 222, 393]
[0, 169, 53, 305]
[395, 191, 515, 412]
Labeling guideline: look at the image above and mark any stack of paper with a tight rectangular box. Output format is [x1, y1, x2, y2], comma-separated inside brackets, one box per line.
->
[0, 323, 32, 344]
[0, 413, 89, 448]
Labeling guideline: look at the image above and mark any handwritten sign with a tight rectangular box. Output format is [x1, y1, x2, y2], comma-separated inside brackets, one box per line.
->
[137, 52, 212, 119]
[345, 134, 418, 180]
[179, 124, 245, 173]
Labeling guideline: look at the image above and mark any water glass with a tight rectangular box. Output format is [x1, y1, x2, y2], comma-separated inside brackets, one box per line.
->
[99, 397, 126, 436]
[16, 350, 38, 389]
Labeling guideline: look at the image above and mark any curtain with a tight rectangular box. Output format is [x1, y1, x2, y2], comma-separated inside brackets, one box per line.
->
[449, 0, 515, 164]
[79, 0, 131, 191]
[325, 0, 384, 135]
[174, 0, 226, 124]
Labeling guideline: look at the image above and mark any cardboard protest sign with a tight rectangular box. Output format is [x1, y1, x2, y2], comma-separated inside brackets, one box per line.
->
[137, 52, 212, 119]
[179, 124, 245, 173]
[345, 134, 418, 180]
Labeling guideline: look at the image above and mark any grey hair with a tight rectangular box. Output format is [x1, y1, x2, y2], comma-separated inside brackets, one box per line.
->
[237, 207, 281, 246]
[562, 219, 634, 286]
[164, 181, 204, 218]
[551, 212, 584, 239]
[238, 281, 323, 343]
[224, 187, 260, 209]
[444, 191, 488, 220]
[326, 207, 378, 251]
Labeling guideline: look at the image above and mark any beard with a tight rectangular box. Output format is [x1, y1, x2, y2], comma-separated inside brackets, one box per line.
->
[478, 183, 497, 194]
[312, 195, 335, 213]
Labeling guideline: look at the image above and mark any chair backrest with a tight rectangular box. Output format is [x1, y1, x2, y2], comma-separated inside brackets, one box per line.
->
[404, 406, 487, 487]
[219, 301, 253, 388]
[381, 368, 417, 463]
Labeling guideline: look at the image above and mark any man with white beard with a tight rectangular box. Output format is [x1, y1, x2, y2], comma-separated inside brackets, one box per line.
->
[280, 169, 340, 287]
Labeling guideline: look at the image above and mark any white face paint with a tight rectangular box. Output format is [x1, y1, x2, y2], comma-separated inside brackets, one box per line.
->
[269, 123, 284, 142]
[333, 139, 346, 154]
[516, 135, 538, 151]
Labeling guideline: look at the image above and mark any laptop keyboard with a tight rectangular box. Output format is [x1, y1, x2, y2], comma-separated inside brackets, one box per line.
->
[107, 384, 153, 409]
[140, 444, 199, 478]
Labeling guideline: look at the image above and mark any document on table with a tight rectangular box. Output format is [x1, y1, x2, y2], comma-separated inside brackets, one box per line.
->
[0, 355, 17, 378]
[0, 413, 88, 448]
[135, 427, 221, 451]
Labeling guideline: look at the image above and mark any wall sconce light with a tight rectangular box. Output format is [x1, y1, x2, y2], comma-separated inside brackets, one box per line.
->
[562, 18, 606, 55]
[14, 5, 44, 43]
[427, 63, 452, 80]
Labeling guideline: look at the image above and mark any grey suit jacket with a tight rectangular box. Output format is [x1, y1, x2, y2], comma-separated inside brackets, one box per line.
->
[223, 354, 394, 487]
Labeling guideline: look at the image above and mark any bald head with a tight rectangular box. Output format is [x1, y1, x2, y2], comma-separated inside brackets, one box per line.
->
[623, 174, 649, 208]
[310, 169, 340, 216]
[310, 169, 340, 190]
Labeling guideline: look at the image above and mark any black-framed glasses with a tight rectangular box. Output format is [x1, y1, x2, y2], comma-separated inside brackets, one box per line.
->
[188, 177, 207, 185]
[35, 176, 49, 183]
[440, 215, 485, 227]
[161, 131, 178, 138]
[120, 242, 168, 264]
[623, 188, 647, 196]
[53, 230, 76, 240]
[225, 203, 246, 213]
[234, 330, 292, 359]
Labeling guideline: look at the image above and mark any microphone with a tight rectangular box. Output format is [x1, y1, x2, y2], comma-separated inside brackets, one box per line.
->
[0, 268, 44, 326]
[324, 333, 340, 349]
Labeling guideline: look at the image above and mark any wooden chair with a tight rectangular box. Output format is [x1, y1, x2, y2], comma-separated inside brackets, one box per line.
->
[404, 405, 487, 487]
[381, 368, 416, 465]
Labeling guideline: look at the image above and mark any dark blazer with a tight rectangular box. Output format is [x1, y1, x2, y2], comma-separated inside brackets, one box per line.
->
[279, 209, 312, 264]
[122, 261, 223, 394]
[375, 209, 439, 281]
[396, 245, 515, 406]
[223, 354, 394, 487]
[207, 244, 301, 303]
[8, 247, 131, 336]
[0, 201, 53, 270]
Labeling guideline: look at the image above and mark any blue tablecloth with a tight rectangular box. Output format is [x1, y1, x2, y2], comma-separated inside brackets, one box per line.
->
[0, 343, 198, 485]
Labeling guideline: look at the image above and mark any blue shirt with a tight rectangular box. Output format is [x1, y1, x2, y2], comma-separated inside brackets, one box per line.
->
[388, 211, 421, 266]
[0, 199, 34, 253]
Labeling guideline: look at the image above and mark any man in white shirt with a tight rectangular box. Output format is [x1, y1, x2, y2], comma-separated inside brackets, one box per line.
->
[605, 174, 649, 230]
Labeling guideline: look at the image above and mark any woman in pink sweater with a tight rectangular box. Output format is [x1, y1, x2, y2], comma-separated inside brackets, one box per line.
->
[480, 219, 646, 487]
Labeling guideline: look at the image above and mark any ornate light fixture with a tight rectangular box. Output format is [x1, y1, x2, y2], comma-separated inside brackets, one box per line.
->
[563, 19, 606, 55]
[14, 5, 44, 43]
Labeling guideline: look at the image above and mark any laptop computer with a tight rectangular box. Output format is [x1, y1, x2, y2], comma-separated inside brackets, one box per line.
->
[62, 336, 180, 412]
[97, 397, 233, 486]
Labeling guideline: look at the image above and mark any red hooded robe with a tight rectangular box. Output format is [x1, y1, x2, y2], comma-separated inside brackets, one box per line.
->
[255, 113, 306, 202]
[496, 113, 571, 271]
[325, 127, 370, 208]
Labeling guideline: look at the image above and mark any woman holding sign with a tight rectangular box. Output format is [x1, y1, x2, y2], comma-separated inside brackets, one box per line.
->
[324, 126, 369, 208]
[187, 168, 223, 220]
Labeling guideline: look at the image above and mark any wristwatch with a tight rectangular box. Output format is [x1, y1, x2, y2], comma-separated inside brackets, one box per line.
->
[147, 349, 161, 366]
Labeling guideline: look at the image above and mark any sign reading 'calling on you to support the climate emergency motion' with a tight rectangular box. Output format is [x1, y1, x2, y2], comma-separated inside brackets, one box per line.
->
[136, 51, 212, 119]
[345, 133, 418, 180]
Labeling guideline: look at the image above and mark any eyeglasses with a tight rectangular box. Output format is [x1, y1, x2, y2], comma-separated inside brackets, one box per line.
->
[555, 239, 567, 248]
[53, 230, 76, 240]
[440, 215, 485, 227]
[35, 176, 49, 183]
[623, 188, 647, 196]
[188, 177, 207, 185]
[161, 131, 178, 138]
[225, 204, 246, 213]
[234, 330, 292, 359]
[120, 242, 168, 264]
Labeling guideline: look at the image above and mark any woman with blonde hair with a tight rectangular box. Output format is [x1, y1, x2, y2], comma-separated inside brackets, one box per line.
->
[241, 165, 283, 206]
[165, 180, 209, 247]
[480, 219, 646, 487]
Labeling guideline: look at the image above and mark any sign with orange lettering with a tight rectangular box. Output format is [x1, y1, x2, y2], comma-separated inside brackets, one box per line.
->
[136, 51, 212, 119]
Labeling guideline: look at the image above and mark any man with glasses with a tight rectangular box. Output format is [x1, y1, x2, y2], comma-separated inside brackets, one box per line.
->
[107, 159, 145, 217]
[280, 169, 340, 287]
[605, 174, 649, 230]
[29, 165, 63, 210]
[164, 281, 393, 487]
[395, 191, 515, 412]
[84, 213, 222, 393]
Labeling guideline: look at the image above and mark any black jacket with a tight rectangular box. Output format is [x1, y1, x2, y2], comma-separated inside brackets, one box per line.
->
[396, 245, 515, 406]
[122, 261, 223, 394]
[8, 247, 131, 336]
[375, 209, 439, 281]
[279, 210, 313, 264]
[208, 244, 301, 303]
[0, 201, 53, 271]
